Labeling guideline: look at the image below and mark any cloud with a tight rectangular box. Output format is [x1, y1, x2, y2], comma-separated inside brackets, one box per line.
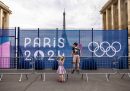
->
[1, 0, 108, 29]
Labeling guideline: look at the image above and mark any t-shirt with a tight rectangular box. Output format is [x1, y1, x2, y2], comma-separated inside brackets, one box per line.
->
[72, 47, 80, 55]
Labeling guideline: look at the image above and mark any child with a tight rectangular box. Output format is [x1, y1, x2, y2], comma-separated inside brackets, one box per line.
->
[71, 42, 80, 73]
[57, 56, 66, 82]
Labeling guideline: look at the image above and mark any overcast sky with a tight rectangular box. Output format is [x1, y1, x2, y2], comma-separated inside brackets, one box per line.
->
[1, 0, 108, 29]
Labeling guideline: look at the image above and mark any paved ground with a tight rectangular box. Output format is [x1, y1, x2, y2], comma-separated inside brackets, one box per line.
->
[0, 73, 130, 91]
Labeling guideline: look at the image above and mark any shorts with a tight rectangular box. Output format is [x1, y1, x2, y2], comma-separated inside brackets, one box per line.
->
[73, 55, 80, 63]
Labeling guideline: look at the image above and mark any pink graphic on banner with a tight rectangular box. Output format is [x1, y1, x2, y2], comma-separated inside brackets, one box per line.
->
[0, 42, 10, 68]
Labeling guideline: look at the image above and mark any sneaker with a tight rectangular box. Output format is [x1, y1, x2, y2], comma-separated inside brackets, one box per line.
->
[71, 69, 75, 74]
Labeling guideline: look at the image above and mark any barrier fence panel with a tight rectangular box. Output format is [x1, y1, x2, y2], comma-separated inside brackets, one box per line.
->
[86, 30, 128, 69]
[115, 56, 130, 79]
[0, 28, 129, 82]
[0, 29, 16, 69]
[0, 29, 33, 82]
[18, 29, 128, 70]
[18, 29, 38, 69]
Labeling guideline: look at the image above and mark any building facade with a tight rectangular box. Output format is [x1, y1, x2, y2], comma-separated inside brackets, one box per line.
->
[100, 0, 130, 32]
[100, 0, 130, 68]
[0, 1, 12, 29]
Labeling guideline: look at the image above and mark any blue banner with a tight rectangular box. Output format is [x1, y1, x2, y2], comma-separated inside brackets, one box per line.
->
[18, 30, 128, 69]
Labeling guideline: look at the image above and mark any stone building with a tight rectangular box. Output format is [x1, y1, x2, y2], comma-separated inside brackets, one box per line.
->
[100, 0, 130, 68]
[100, 0, 130, 32]
[0, 1, 12, 29]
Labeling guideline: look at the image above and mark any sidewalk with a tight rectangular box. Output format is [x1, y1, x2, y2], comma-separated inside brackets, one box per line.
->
[0, 74, 130, 91]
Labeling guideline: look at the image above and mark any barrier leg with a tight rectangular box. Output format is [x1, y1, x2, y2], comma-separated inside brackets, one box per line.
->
[66, 74, 69, 80]
[43, 73, 45, 82]
[85, 73, 88, 82]
[19, 74, 23, 82]
[106, 74, 110, 82]
[40, 74, 43, 80]
[64, 74, 66, 82]
[121, 74, 125, 79]
[128, 73, 130, 78]
[0, 74, 3, 81]
[25, 74, 28, 80]
[81, 74, 84, 79]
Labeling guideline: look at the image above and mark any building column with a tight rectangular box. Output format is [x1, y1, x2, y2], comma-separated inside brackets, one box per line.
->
[128, 0, 130, 35]
[102, 12, 106, 30]
[0, 9, 3, 29]
[111, 4, 116, 30]
[106, 9, 109, 30]
[118, 0, 125, 30]
[5, 13, 9, 29]
[106, 9, 111, 30]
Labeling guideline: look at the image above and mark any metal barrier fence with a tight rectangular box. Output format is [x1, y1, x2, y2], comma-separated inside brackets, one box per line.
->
[0, 56, 130, 82]
[0, 29, 128, 69]
[0, 57, 33, 82]
[80, 56, 130, 82]
[17, 29, 128, 69]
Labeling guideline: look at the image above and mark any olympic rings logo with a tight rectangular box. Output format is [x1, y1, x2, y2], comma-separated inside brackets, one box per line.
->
[88, 41, 121, 57]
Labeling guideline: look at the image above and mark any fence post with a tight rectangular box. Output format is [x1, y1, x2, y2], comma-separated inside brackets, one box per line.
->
[14, 27, 17, 69]
[17, 27, 20, 69]
[79, 30, 80, 56]
[37, 28, 39, 58]
[56, 28, 58, 57]
[127, 30, 129, 69]
[92, 28, 94, 69]
[0, 28, 2, 61]
[92, 28, 94, 57]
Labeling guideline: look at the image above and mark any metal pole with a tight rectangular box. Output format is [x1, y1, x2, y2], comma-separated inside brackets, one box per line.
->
[79, 30, 80, 56]
[0, 29, 1, 58]
[14, 27, 17, 69]
[17, 27, 20, 69]
[92, 28, 94, 69]
[92, 28, 94, 57]
[127, 29, 129, 69]
[56, 28, 58, 57]
[38, 28, 39, 58]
